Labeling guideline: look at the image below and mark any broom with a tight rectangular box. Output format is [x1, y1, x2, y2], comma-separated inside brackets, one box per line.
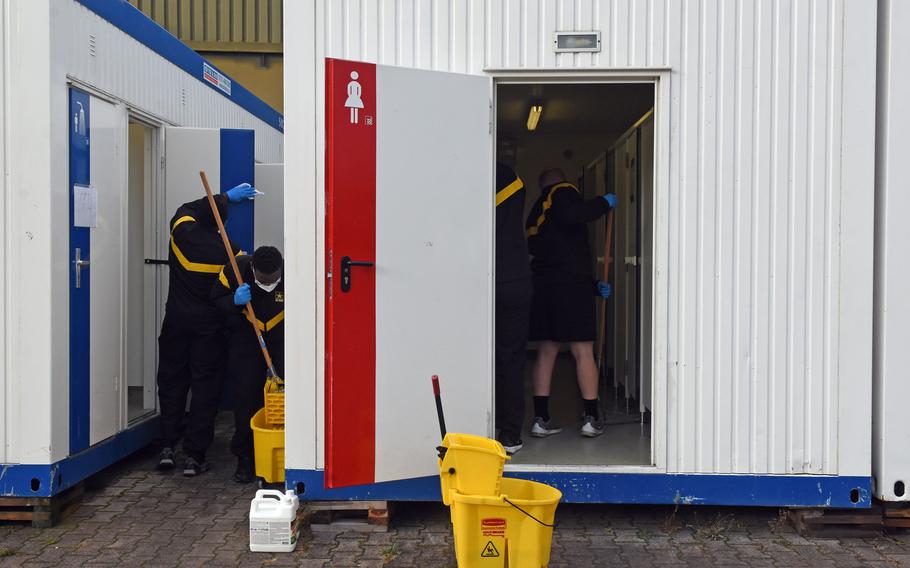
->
[199, 171, 281, 385]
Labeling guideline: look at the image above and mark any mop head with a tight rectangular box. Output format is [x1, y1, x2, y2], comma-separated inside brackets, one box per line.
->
[265, 375, 284, 394]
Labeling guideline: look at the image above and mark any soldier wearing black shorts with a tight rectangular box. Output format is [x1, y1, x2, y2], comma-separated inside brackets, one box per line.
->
[525, 168, 616, 439]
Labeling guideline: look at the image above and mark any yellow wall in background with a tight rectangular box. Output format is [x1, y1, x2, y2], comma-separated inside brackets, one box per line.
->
[128, 0, 283, 112]
[203, 53, 283, 112]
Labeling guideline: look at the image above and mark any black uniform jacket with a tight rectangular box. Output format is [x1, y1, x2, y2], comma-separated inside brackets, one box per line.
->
[211, 255, 285, 375]
[495, 163, 532, 286]
[166, 195, 241, 319]
[525, 182, 611, 284]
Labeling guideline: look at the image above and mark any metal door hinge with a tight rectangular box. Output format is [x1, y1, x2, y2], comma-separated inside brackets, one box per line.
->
[624, 256, 640, 266]
[489, 100, 494, 134]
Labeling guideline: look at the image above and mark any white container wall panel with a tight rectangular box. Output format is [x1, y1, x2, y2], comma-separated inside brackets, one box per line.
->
[285, 1, 876, 477]
[2, 0, 57, 464]
[2, 0, 283, 465]
[874, 0, 910, 502]
[320, 0, 671, 72]
[56, 1, 282, 164]
[0, 0, 8, 465]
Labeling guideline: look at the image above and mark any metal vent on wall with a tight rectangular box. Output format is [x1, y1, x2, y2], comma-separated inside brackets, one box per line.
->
[88, 33, 97, 57]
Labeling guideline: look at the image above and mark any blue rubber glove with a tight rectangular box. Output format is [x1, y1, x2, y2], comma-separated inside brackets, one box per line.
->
[602, 193, 618, 208]
[233, 283, 252, 306]
[597, 281, 612, 299]
[226, 183, 257, 203]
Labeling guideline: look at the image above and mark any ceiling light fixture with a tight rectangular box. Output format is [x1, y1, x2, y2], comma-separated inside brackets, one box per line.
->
[527, 105, 543, 131]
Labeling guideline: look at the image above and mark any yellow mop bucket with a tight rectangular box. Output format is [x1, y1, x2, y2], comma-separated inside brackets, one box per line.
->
[431, 376, 561, 567]
[438, 433, 509, 506]
[251, 408, 285, 483]
[449, 477, 561, 567]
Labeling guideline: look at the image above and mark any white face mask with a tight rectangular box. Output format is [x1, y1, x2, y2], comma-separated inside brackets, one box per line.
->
[255, 276, 281, 293]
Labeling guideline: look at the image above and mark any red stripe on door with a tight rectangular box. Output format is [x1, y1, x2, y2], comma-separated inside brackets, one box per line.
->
[325, 59, 377, 488]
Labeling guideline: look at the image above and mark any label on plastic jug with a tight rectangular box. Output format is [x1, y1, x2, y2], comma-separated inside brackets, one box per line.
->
[249, 519, 298, 546]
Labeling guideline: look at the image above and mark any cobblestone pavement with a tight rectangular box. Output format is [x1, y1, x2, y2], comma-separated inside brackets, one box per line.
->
[2, 415, 910, 567]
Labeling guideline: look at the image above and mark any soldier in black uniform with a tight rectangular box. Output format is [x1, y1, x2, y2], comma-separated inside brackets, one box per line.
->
[211, 246, 284, 483]
[525, 169, 616, 439]
[494, 163, 532, 455]
[156, 183, 257, 476]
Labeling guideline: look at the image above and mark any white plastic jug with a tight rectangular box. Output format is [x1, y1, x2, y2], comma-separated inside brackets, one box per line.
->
[249, 489, 300, 552]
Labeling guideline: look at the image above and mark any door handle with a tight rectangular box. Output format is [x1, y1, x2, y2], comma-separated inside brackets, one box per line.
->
[74, 247, 90, 289]
[340, 256, 374, 293]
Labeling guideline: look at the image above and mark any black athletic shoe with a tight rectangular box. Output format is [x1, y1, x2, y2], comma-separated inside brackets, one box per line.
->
[234, 456, 255, 484]
[499, 437, 523, 455]
[182, 457, 210, 477]
[156, 447, 176, 470]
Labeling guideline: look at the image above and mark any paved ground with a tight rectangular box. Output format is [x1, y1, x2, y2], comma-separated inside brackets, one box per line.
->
[2, 414, 910, 567]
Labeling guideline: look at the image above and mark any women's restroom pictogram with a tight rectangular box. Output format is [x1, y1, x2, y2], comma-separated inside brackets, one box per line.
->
[345, 71, 364, 124]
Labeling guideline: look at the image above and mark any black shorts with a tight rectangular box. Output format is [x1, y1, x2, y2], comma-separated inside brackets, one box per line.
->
[529, 278, 596, 343]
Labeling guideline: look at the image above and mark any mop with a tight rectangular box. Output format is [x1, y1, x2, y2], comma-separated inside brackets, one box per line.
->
[596, 208, 615, 420]
[199, 171, 282, 388]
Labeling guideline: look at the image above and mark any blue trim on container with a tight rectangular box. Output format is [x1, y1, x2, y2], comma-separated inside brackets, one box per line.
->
[1, 417, 159, 498]
[220, 129, 256, 254]
[69, 88, 91, 455]
[284, 469, 873, 508]
[73, 0, 283, 133]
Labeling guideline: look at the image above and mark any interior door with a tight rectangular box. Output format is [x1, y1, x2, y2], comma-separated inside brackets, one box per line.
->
[325, 58, 493, 488]
[163, 128, 256, 253]
[639, 117, 654, 412]
[611, 133, 641, 409]
[69, 90, 128, 451]
[254, 163, 284, 248]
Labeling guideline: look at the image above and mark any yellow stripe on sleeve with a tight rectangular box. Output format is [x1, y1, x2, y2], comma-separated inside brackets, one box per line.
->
[526, 183, 579, 237]
[495, 178, 524, 207]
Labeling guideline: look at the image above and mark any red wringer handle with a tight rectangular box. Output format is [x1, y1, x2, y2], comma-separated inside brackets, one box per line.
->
[432, 375, 447, 441]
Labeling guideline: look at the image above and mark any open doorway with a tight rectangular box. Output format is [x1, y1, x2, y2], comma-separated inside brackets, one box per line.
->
[495, 82, 655, 467]
[126, 119, 160, 423]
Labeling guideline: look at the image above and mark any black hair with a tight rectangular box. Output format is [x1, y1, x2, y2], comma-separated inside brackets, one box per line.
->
[196, 194, 229, 227]
[252, 246, 283, 274]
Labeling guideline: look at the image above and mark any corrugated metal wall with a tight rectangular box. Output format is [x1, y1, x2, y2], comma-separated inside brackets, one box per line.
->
[290, 0, 875, 476]
[320, 0, 669, 71]
[127, 0, 282, 51]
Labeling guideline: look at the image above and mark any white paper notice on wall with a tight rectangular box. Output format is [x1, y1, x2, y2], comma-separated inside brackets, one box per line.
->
[74, 184, 98, 228]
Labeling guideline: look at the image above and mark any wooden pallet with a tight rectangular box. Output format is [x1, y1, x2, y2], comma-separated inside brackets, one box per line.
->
[305, 500, 390, 533]
[882, 502, 910, 529]
[788, 507, 884, 538]
[0, 484, 84, 528]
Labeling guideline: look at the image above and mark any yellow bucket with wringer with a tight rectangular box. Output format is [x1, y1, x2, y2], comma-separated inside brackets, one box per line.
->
[432, 376, 561, 567]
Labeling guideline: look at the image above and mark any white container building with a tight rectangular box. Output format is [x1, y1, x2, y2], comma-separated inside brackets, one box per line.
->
[284, 0, 877, 507]
[0, 0, 283, 497]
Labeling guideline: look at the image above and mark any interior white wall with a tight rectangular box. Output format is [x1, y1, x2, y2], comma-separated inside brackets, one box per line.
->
[510, 132, 622, 213]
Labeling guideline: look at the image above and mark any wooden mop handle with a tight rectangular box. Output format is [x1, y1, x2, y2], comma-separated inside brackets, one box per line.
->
[597, 209, 615, 368]
[199, 171, 278, 379]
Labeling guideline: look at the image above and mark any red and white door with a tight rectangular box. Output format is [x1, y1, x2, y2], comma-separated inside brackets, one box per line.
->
[325, 59, 493, 488]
